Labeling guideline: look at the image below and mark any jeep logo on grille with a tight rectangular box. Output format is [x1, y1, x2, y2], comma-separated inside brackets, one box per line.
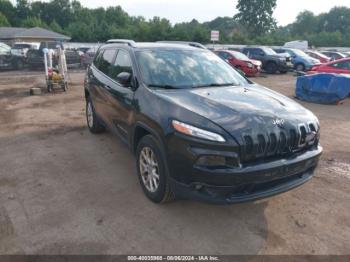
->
[272, 118, 285, 128]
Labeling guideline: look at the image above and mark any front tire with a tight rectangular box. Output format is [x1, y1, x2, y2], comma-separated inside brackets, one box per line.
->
[86, 99, 105, 134]
[295, 63, 305, 72]
[265, 62, 278, 74]
[136, 135, 174, 203]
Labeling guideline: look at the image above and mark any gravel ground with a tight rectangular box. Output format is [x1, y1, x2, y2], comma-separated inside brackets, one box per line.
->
[0, 70, 349, 255]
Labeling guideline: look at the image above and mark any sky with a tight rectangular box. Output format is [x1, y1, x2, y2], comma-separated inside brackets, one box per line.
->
[19, 0, 350, 26]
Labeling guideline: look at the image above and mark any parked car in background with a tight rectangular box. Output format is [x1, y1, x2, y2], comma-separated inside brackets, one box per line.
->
[81, 47, 98, 68]
[77, 47, 90, 54]
[0, 42, 11, 53]
[0, 42, 26, 70]
[10, 42, 39, 58]
[215, 50, 261, 77]
[320, 51, 347, 61]
[27, 42, 81, 69]
[309, 57, 350, 75]
[342, 51, 350, 57]
[305, 50, 331, 64]
[85, 40, 322, 204]
[274, 50, 292, 61]
[274, 48, 320, 71]
[242, 47, 290, 74]
[284, 40, 308, 50]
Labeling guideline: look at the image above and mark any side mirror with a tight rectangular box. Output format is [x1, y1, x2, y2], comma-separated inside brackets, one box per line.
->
[260, 52, 265, 56]
[116, 72, 132, 86]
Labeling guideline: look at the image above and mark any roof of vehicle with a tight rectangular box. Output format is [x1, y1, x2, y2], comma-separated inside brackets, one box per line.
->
[321, 51, 344, 54]
[327, 57, 350, 64]
[215, 49, 245, 55]
[306, 50, 330, 57]
[156, 41, 207, 49]
[101, 41, 203, 51]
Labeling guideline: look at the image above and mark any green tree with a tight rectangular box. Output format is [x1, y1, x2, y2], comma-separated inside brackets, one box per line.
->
[16, 0, 30, 22]
[0, 0, 15, 25]
[20, 17, 48, 28]
[318, 7, 350, 34]
[292, 11, 318, 36]
[235, 0, 277, 36]
[0, 11, 10, 26]
[49, 20, 64, 34]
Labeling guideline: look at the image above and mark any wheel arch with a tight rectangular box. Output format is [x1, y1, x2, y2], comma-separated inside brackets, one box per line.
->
[132, 122, 166, 156]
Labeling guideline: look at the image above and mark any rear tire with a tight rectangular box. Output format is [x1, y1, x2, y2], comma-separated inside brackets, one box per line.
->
[86, 98, 105, 134]
[136, 135, 175, 203]
[265, 62, 278, 74]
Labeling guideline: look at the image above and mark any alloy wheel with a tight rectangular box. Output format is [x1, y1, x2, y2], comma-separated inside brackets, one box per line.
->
[87, 101, 94, 128]
[139, 147, 160, 193]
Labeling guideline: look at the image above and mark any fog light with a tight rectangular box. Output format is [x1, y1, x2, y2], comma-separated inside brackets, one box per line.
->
[196, 156, 226, 167]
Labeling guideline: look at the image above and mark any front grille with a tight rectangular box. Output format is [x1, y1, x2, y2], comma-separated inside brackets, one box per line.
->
[241, 124, 318, 164]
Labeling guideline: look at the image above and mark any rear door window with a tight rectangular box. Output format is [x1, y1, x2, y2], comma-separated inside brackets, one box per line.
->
[331, 61, 350, 70]
[96, 49, 117, 75]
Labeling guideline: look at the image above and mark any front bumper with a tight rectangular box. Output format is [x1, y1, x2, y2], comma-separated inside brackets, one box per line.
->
[243, 66, 260, 77]
[167, 135, 322, 204]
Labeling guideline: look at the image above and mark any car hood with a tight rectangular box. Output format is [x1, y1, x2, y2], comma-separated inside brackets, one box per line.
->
[249, 59, 262, 66]
[270, 54, 285, 60]
[300, 56, 320, 65]
[154, 84, 317, 138]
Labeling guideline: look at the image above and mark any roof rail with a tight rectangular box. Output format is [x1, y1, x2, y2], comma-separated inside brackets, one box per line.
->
[106, 39, 136, 47]
[157, 41, 207, 49]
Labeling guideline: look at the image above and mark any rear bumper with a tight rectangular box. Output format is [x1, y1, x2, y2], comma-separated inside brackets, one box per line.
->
[169, 145, 322, 204]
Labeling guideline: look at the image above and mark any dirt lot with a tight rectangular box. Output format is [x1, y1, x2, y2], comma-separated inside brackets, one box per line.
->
[0, 70, 349, 255]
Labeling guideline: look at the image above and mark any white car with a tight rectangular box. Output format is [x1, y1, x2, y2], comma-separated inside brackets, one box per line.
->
[11, 42, 39, 58]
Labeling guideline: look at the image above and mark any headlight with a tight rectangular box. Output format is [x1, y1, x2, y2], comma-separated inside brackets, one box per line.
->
[247, 62, 253, 68]
[279, 57, 286, 61]
[172, 120, 226, 142]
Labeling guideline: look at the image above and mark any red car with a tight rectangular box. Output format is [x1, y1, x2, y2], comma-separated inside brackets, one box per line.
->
[215, 50, 262, 76]
[305, 50, 331, 64]
[308, 57, 350, 75]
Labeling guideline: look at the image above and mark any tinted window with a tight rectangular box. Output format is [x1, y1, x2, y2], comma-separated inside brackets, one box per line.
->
[136, 50, 248, 88]
[109, 50, 133, 80]
[13, 44, 31, 49]
[261, 47, 276, 55]
[217, 52, 229, 59]
[331, 61, 350, 69]
[97, 49, 117, 75]
[245, 48, 262, 56]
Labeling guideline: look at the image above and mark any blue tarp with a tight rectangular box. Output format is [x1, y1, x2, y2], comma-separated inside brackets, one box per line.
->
[296, 74, 350, 104]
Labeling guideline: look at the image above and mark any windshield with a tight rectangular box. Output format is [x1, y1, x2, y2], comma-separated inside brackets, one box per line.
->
[136, 50, 249, 88]
[261, 47, 277, 55]
[231, 51, 250, 61]
[13, 44, 31, 49]
[291, 49, 308, 57]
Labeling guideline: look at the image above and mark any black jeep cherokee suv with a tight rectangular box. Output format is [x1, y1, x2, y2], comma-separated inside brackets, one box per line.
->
[242, 47, 291, 74]
[84, 40, 322, 204]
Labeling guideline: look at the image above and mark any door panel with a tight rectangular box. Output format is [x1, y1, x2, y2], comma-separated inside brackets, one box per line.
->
[90, 49, 118, 126]
[103, 49, 135, 142]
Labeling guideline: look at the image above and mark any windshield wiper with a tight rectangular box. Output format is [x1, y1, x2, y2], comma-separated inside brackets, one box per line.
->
[194, 83, 237, 88]
[147, 84, 181, 89]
